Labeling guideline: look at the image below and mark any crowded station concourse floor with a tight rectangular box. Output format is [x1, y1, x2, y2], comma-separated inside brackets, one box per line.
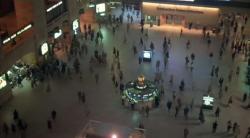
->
[1, 6, 250, 138]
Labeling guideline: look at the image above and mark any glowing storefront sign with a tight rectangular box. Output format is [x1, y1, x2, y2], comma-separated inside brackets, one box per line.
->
[54, 29, 62, 39]
[143, 2, 219, 13]
[2, 24, 33, 44]
[72, 19, 79, 34]
[96, 3, 106, 13]
[0, 76, 7, 90]
[46, 1, 63, 12]
[41, 43, 49, 55]
[203, 95, 214, 106]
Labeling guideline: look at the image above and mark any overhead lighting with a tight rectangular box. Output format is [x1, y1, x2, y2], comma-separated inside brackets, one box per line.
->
[2, 23, 33, 45]
[46, 1, 63, 12]
[111, 134, 117, 138]
[41, 42, 49, 55]
[100, 13, 106, 16]
[88, 4, 95, 8]
[143, 2, 219, 12]
[54, 29, 62, 39]
[96, 3, 106, 13]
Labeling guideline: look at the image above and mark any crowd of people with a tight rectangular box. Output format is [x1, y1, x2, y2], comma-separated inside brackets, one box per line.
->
[1, 3, 250, 138]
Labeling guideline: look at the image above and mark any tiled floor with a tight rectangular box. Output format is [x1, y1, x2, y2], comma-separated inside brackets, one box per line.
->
[0, 7, 250, 138]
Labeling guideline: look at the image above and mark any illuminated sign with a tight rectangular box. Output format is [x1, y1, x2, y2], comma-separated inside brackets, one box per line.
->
[72, 19, 79, 34]
[100, 13, 106, 16]
[96, 3, 106, 13]
[0, 76, 7, 90]
[41, 42, 49, 55]
[88, 3, 95, 8]
[46, 1, 63, 12]
[143, 2, 219, 14]
[2, 24, 33, 45]
[203, 95, 214, 106]
[111, 134, 117, 138]
[54, 29, 62, 39]
[143, 50, 152, 59]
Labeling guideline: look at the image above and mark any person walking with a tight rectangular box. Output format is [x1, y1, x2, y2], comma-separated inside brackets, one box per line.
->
[77, 91, 82, 102]
[81, 92, 86, 104]
[245, 127, 250, 138]
[234, 124, 240, 138]
[11, 123, 16, 133]
[186, 40, 191, 49]
[3, 122, 9, 135]
[180, 28, 183, 37]
[233, 122, 238, 133]
[190, 98, 194, 111]
[243, 93, 248, 103]
[166, 100, 172, 112]
[228, 96, 233, 106]
[174, 106, 180, 118]
[184, 128, 189, 138]
[184, 106, 189, 120]
[51, 110, 57, 121]
[227, 120, 232, 133]
[47, 120, 52, 130]
[215, 107, 220, 118]
[199, 108, 205, 123]
[95, 73, 99, 84]
[212, 121, 218, 133]
[13, 109, 19, 121]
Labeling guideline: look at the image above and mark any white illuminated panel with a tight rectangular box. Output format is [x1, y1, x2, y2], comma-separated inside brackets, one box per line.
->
[72, 19, 79, 30]
[72, 19, 79, 34]
[2, 24, 33, 44]
[143, 50, 152, 59]
[88, 3, 95, 8]
[100, 13, 106, 16]
[54, 29, 62, 39]
[46, 1, 63, 12]
[96, 3, 106, 13]
[41, 43, 49, 55]
[111, 134, 117, 138]
[0, 76, 7, 89]
[203, 96, 214, 106]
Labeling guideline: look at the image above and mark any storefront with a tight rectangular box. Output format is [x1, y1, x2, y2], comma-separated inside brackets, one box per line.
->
[0, 60, 31, 105]
[48, 26, 71, 60]
[142, 2, 220, 27]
